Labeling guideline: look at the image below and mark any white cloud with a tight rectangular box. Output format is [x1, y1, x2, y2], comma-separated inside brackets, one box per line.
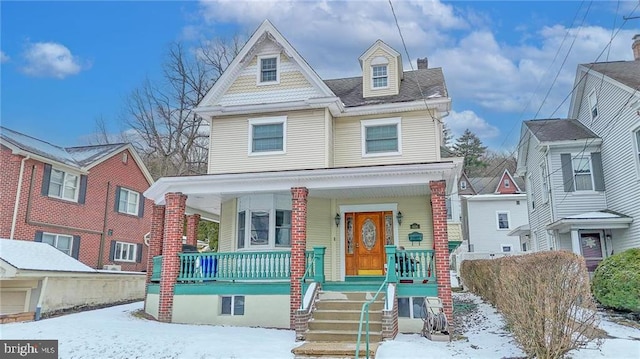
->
[445, 110, 500, 142]
[21, 42, 87, 79]
[0, 51, 9, 63]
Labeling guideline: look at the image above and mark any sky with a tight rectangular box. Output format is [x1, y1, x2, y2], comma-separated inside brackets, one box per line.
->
[3, 293, 638, 358]
[1, 0, 639, 150]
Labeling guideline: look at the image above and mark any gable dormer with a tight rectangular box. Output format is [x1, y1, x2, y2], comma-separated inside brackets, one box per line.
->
[359, 40, 403, 98]
[458, 172, 476, 195]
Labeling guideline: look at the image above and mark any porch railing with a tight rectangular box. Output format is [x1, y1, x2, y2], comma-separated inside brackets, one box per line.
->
[178, 251, 294, 281]
[393, 249, 436, 283]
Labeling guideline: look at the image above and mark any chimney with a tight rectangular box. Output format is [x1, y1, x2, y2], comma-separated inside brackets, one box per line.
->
[417, 57, 428, 69]
[634, 34, 640, 61]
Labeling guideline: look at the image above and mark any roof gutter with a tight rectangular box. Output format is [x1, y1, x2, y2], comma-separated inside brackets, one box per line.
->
[10, 155, 30, 239]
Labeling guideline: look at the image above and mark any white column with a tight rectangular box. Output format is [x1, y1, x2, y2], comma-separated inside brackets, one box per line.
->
[570, 229, 581, 255]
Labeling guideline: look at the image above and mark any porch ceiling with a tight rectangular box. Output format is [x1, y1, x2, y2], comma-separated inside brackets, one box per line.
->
[145, 161, 463, 220]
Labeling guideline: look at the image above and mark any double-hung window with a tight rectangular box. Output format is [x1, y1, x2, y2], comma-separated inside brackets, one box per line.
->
[497, 212, 510, 230]
[237, 194, 292, 249]
[361, 118, 401, 157]
[372, 65, 388, 88]
[540, 163, 549, 203]
[572, 156, 593, 191]
[114, 241, 137, 262]
[117, 187, 140, 215]
[248, 117, 286, 155]
[49, 169, 79, 201]
[42, 233, 73, 256]
[258, 55, 279, 84]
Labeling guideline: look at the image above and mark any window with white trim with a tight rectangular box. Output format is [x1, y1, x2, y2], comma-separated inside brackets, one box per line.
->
[497, 212, 510, 230]
[221, 295, 245, 316]
[634, 128, 640, 174]
[588, 90, 598, 120]
[397, 297, 426, 319]
[118, 188, 140, 215]
[540, 163, 549, 203]
[527, 173, 535, 210]
[572, 155, 593, 191]
[460, 180, 467, 190]
[372, 65, 388, 88]
[248, 117, 286, 155]
[445, 197, 453, 220]
[501, 244, 513, 253]
[114, 241, 137, 262]
[258, 55, 279, 84]
[42, 233, 73, 256]
[504, 179, 510, 188]
[237, 194, 292, 249]
[361, 118, 401, 156]
[49, 169, 79, 201]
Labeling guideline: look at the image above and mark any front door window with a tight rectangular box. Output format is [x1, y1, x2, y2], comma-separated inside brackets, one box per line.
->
[580, 232, 603, 272]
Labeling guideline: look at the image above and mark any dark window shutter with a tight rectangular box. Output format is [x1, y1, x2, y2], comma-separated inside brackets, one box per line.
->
[138, 193, 145, 218]
[560, 154, 575, 192]
[591, 152, 605, 191]
[78, 175, 88, 204]
[136, 243, 143, 263]
[71, 236, 80, 259]
[114, 186, 122, 212]
[41, 164, 52, 195]
[109, 240, 117, 261]
[35, 231, 44, 242]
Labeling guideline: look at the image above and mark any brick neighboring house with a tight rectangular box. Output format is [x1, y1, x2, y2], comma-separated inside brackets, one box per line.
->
[0, 126, 154, 272]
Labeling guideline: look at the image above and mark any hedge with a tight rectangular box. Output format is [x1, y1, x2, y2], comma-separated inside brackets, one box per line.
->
[460, 251, 601, 359]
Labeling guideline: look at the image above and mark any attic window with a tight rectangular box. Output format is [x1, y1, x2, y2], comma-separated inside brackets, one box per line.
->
[504, 179, 510, 188]
[589, 90, 598, 119]
[460, 180, 467, 190]
[372, 65, 388, 88]
[258, 55, 279, 84]
[122, 153, 128, 164]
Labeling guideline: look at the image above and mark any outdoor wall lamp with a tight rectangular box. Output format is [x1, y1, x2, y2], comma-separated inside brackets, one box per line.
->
[334, 213, 341, 227]
[396, 211, 403, 226]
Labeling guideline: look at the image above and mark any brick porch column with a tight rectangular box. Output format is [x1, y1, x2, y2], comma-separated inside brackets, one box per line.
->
[145, 204, 166, 284]
[290, 187, 309, 329]
[158, 192, 187, 323]
[186, 214, 200, 247]
[430, 180, 453, 324]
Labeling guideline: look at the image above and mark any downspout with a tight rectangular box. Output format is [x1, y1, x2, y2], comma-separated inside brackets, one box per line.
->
[35, 276, 49, 321]
[10, 155, 30, 239]
[97, 182, 111, 268]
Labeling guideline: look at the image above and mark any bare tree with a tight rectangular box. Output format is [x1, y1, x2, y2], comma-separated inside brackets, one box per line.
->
[93, 36, 243, 179]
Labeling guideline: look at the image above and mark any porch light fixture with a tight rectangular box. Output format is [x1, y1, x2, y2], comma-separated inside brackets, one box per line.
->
[334, 213, 341, 227]
[396, 211, 403, 226]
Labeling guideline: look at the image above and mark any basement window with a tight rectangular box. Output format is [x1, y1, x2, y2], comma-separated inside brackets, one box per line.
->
[397, 297, 426, 319]
[221, 296, 245, 316]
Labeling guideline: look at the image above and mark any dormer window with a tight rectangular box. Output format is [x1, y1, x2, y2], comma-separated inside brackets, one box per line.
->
[370, 56, 389, 89]
[504, 179, 510, 188]
[258, 55, 279, 84]
[460, 180, 467, 190]
[372, 65, 388, 88]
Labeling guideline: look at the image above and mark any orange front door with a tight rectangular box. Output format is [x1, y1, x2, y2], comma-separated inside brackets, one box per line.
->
[345, 212, 388, 275]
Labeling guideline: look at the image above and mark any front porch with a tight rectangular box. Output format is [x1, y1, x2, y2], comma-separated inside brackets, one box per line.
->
[148, 247, 438, 297]
[142, 163, 461, 331]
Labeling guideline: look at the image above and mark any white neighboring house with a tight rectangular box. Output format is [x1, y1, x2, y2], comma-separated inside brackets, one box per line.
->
[461, 170, 529, 254]
[515, 35, 640, 271]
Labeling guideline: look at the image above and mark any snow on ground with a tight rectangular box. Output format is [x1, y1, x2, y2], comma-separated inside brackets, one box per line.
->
[1, 293, 638, 359]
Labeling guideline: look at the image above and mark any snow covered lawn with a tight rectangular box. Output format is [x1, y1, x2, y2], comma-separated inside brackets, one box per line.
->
[1, 293, 638, 358]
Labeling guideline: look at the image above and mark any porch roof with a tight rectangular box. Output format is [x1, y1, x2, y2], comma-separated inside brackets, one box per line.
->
[507, 224, 530, 237]
[546, 210, 633, 233]
[144, 161, 462, 220]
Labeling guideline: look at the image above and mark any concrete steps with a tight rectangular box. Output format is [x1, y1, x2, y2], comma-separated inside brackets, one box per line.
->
[292, 290, 385, 358]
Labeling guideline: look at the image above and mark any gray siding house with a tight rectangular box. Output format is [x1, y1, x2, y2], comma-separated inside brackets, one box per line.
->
[516, 36, 640, 270]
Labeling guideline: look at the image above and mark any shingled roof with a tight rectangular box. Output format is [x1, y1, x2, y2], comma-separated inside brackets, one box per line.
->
[524, 118, 599, 142]
[582, 61, 640, 90]
[324, 68, 447, 108]
[1, 126, 128, 169]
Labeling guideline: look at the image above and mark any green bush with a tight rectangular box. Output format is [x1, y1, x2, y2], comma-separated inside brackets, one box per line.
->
[592, 248, 640, 313]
